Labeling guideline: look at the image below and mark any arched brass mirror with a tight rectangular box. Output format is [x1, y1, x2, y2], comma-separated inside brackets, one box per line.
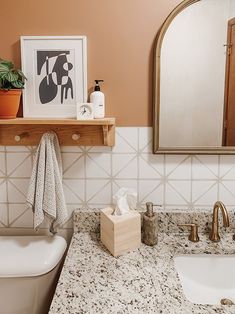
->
[153, 0, 235, 154]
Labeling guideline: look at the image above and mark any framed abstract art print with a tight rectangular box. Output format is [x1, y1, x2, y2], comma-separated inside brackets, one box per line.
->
[20, 36, 87, 118]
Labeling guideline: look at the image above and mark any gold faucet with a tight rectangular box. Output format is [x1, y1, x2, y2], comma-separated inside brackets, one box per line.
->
[209, 201, 229, 242]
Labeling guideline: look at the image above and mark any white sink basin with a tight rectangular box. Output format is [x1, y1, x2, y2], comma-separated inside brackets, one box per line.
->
[174, 255, 235, 305]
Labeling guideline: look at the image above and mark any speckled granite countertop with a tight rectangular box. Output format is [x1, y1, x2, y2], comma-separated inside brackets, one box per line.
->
[49, 231, 235, 314]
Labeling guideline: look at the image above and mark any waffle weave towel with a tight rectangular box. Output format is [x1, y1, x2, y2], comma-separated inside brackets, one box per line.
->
[26, 132, 68, 233]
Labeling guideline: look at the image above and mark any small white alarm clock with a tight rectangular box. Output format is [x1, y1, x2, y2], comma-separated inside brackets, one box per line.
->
[77, 103, 94, 120]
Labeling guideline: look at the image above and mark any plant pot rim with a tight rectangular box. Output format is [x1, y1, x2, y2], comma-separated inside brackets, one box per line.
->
[0, 89, 22, 93]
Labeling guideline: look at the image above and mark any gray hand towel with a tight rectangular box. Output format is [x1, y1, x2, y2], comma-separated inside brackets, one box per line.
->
[26, 132, 68, 233]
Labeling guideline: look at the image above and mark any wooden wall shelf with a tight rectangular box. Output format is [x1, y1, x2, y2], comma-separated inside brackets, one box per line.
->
[0, 118, 115, 146]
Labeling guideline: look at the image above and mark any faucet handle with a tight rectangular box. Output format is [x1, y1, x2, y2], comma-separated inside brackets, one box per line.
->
[145, 202, 162, 207]
[178, 223, 199, 242]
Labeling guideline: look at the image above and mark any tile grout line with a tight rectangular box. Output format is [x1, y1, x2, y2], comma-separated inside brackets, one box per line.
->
[4, 146, 9, 227]
[84, 148, 87, 207]
[163, 154, 166, 210]
[217, 155, 220, 200]
[190, 155, 193, 209]
[110, 145, 113, 207]
[137, 128, 140, 207]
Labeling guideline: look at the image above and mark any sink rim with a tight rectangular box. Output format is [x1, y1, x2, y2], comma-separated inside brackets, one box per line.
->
[174, 253, 235, 305]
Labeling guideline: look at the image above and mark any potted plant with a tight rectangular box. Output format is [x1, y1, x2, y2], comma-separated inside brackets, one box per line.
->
[0, 58, 26, 119]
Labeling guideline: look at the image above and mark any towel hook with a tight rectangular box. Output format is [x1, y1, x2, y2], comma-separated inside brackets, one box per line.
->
[14, 132, 29, 142]
[71, 133, 81, 141]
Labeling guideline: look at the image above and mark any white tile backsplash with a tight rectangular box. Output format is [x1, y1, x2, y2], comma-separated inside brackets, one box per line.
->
[139, 154, 164, 178]
[165, 155, 189, 176]
[63, 179, 85, 204]
[0, 152, 6, 176]
[0, 127, 235, 230]
[192, 156, 218, 180]
[0, 204, 8, 226]
[112, 128, 138, 153]
[219, 155, 235, 177]
[63, 153, 85, 178]
[112, 154, 138, 178]
[138, 127, 152, 153]
[86, 179, 112, 204]
[0, 180, 7, 202]
[86, 153, 111, 178]
[138, 180, 163, 205]
[9, 204, 33, 227]
[219, 182, 235, 205]
[192, 181, 218, 205]
[6, 152, 32, 177]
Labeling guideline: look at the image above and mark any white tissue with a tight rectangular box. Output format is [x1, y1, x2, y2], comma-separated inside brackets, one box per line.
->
[112, 187, 137, 215]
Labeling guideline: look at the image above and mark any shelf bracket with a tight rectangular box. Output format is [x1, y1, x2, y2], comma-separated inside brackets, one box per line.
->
[102, 125, 109, 146]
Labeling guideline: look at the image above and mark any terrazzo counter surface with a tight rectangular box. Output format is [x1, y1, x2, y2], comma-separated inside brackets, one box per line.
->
[49, 232, 235, 314]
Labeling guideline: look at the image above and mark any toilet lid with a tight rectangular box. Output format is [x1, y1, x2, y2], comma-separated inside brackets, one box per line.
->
[0, 235, 67, 277]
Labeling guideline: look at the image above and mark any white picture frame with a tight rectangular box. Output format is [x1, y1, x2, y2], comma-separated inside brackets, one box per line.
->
[20, 36, 87, 118]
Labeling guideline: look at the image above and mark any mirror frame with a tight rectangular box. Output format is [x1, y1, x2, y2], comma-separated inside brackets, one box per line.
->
[153, 0, 235, 154]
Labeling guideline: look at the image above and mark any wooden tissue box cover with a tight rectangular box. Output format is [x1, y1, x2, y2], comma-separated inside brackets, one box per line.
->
[100, 207, 141, 257]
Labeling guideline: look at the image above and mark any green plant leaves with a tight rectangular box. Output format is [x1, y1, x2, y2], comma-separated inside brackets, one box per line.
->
[0, 58, 26, 90]
[0, 60, 13, 69]
[0, 63, 10, 75]
[11, 81, 24, 88]
[5, 71, 19, 82]
[17, 69, 27, 80]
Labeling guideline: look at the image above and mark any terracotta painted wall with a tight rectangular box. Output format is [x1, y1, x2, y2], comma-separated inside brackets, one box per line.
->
[1, 0, 181, 126]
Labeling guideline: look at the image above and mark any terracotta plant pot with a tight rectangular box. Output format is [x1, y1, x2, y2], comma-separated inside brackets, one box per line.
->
[0, 89, 22, 119]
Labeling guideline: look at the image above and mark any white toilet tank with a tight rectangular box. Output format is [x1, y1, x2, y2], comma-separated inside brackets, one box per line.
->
[0, 235, 67, 314]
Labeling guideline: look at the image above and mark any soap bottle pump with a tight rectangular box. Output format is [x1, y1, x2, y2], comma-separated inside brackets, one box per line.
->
[90, 80, 105, 118]
[142, 202, 161, 246]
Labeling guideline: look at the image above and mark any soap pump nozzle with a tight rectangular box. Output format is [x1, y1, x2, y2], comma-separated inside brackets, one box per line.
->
[94, 79, 104, 91]
[145, 202, 162, 217]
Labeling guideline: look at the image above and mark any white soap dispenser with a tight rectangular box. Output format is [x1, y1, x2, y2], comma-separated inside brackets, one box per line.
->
[90, 80, 105, 118]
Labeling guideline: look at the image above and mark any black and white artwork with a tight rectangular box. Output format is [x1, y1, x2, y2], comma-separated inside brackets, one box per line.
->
[21, 36, 87, 118]
[36, 50, 75, 105]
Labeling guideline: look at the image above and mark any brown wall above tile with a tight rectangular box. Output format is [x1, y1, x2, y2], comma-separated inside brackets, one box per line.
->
[1, 0, 181, 126]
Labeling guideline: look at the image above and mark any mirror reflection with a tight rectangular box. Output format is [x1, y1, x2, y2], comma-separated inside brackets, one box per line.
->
[156, 0, 235, 152]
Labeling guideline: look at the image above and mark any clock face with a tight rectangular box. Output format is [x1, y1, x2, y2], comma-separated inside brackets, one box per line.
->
[77, 103, 94, 119]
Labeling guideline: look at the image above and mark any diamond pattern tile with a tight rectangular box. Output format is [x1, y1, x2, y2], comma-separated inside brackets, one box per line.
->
[9, 204, 33, 227]
[138, 127, 152, 153]
[7, 152, 32, 177]
[0, 179, 7, 202]
[192, 181, 218, 205]
[165, 155, 188, 176]
[139, 154, 164, 179]
[219, 182, 235, 205]
[112, 154, 138, 179]
[7, 179, 29, 203]
[219, 155, 235, 177]
[86, 179, 112, 205]
[86, 153, 111, 178]
[167, 157, 191, 180]
[0, 127, 235, 230]
[63, 179, 85, 204]
[63, 153, 85, 178]
[165, 182, 189, 206]
[138, 180, 163, 205]
[112, 128, 138, 153]
[192, 156, 218, 179]
[0, 204, 8, 227]
[0, 152, 6, 177]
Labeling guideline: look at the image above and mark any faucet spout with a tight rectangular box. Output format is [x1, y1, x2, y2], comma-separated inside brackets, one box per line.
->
[209, 201, 229, 242]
